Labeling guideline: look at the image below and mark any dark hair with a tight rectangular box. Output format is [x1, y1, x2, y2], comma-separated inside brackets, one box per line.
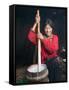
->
[45, 19, 55, 31]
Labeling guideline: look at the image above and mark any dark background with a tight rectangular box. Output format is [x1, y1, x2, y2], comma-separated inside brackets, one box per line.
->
[15, 5, 67, 67]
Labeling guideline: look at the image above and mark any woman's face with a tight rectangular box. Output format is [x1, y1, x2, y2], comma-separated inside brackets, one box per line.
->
[44, 24, 53, 37]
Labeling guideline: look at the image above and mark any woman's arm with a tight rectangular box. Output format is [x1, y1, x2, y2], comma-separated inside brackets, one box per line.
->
[28, 29, 37, 45]
[28, 10, 40, 45]
[31, 22, 37, 32]
[28, 21, 38, 45]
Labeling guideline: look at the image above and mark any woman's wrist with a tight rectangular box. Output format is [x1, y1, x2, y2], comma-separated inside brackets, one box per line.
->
[31, 22, 37, 32]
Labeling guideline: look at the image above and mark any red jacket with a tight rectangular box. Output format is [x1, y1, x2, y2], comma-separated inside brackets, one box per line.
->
[28, 30, 59, 63]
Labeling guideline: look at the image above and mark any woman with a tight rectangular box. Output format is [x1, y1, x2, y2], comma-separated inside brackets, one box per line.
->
[28, 11, 61, 82]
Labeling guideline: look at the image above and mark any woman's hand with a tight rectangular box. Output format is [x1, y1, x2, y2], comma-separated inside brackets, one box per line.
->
[35, 10, 40, 24]
[31, 10, 40, 32]
[37, 32, 44, 40]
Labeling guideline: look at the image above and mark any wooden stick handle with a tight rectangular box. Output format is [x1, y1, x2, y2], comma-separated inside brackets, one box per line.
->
[37, 10, 41, 72]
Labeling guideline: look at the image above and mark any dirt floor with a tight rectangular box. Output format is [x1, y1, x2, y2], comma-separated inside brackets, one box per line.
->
[16, 62, 67, 84]
[16, 66, 49, 84]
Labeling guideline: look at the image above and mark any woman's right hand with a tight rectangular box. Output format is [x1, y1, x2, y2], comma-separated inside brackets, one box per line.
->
[31, 10, 40, 32]
[35, 11, 40, 24]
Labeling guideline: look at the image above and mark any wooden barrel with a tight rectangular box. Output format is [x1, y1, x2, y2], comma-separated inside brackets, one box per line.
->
[26, 64, 49, 82]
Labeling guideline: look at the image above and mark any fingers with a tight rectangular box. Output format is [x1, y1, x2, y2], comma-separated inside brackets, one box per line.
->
[37, 33, 44, 39]
[35, 10, 40, 23]
[37, 10, 40, 17]
[36, 10, 40, 17]
[35, 15, 40, 23]
[37, 33, 40, 39]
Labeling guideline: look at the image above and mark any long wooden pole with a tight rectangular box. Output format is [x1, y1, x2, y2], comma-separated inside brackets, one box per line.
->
[37, 10, 41, 72]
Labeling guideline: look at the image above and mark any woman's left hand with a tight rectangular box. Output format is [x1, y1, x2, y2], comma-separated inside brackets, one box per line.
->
[37, 32, 44, 40]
